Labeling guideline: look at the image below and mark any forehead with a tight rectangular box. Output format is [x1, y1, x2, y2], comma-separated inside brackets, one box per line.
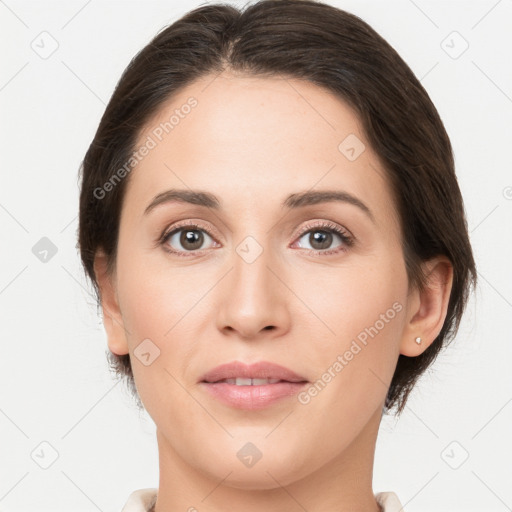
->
[123, 72, 397, 228]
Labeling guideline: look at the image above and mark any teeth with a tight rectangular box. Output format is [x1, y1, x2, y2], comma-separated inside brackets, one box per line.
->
[252, 378, 274, 385]
[221, 378, 281, 385]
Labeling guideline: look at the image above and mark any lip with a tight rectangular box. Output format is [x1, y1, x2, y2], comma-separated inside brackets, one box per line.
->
[199, 360, 309, 410]
[200, 360, 308, 383]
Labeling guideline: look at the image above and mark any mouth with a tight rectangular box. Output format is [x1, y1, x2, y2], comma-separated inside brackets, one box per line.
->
[208, 377, 290, 385]
[199, 360, 308, 383]
[199, 360, 309, 410]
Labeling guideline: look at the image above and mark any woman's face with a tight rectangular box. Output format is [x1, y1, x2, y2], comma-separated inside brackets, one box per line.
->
[104, 72, 415, 487]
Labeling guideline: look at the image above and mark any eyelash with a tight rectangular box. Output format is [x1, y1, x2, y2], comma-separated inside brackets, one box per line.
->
[158, 219, 354, 258]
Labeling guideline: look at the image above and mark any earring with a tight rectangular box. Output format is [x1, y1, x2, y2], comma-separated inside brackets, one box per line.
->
[415, 337, 422, 345]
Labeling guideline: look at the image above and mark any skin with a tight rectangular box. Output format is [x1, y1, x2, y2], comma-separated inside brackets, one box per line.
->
[94, 71, 453, 512]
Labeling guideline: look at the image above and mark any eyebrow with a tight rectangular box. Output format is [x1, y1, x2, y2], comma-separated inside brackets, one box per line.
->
[143, 188, 375, 222]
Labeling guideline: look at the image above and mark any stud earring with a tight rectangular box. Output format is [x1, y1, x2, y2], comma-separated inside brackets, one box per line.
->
[415, 337, 422, 344]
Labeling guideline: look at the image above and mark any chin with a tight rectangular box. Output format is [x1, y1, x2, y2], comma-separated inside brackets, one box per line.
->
[214, 467, 298, 491]
[197, 450, 309, 491]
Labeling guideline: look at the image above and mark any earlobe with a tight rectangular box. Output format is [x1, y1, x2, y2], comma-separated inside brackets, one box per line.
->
[400, 256, 454, 357]
[93, 249, 130, 356]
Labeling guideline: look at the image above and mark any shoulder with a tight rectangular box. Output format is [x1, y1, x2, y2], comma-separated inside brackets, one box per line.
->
[375, 491, 406, 512]
[120, 488, 158, 512]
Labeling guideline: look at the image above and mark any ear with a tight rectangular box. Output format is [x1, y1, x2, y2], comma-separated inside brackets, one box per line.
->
[93, 249, 130, 356]
[400, 256, 454, 357]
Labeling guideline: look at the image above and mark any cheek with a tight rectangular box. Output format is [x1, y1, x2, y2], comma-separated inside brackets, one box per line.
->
[114, 249, 192, 393]
[291, 253, 407, 341]
[290, 256, 407, 408]
[287, 267, 405, 447]
[116, 243, 204, 341]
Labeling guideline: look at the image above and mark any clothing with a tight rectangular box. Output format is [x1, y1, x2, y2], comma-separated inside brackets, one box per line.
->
[120, 488, 406, 511]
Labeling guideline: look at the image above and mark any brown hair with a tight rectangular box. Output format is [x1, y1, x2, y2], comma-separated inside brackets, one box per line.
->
[77, 0, 476, 416]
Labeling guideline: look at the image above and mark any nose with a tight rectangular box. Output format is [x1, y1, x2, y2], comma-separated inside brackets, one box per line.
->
[215, 241, 291, 340]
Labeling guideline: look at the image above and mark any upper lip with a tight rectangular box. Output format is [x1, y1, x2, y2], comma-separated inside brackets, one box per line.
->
[200, 361, 308, 383]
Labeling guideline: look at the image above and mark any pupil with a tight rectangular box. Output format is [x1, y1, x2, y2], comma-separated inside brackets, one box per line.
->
[181, 230, 203, 250]
[311, 231, 331, 250]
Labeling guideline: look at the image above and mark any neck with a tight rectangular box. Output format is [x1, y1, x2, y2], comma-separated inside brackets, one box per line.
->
[154, 405, 384, 512]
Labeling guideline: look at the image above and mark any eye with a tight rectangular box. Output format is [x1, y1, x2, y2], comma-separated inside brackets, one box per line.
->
[293, 220, 354, 255]
[158, 219, 354, 257]
[160, 222, 218, 256]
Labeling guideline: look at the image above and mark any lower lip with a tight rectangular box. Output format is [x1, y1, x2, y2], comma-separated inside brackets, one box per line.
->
[200, 381, 308, 410]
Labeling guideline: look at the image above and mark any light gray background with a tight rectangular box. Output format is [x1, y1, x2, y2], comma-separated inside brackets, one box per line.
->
[1, 0, 511, 511]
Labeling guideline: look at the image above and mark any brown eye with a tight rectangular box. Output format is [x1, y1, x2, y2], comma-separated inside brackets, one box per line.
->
[304, 230, 335, 250]
[295, 223, 352, 253]
[162, 225, 215, 253]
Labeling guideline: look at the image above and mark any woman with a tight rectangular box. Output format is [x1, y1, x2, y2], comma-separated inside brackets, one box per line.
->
[77, 1, 476, 511]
